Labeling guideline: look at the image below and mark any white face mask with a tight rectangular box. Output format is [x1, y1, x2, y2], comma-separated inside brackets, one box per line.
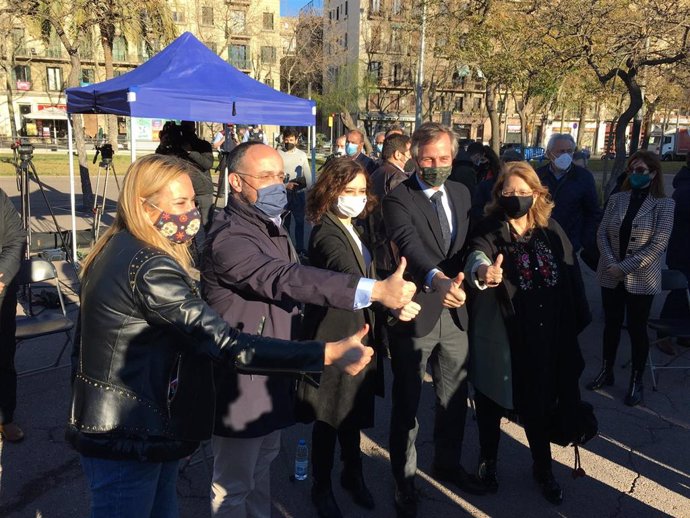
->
[553, 153, 573, 171]
[337, 195, 367, 218]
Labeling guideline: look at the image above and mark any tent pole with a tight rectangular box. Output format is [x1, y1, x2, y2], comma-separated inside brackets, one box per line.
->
[67, 115, 79, 269]
[130, 118, 137, 163]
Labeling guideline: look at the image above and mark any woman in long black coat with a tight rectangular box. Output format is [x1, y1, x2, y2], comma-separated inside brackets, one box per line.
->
[298, 158, 419, 518]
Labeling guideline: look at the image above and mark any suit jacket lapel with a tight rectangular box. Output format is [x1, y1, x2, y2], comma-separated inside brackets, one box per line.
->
[445, 181, 466, 256]
[408, 178, 446, 254]
[325, 212, 366, 275]
[633, 194, 656, 220]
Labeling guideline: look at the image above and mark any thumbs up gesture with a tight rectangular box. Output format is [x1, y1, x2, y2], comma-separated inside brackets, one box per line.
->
[431, 271, 467, 308]
[478, 254, 504, 288]
[371, 257, 417, 309]
[324, 324, 374, 376]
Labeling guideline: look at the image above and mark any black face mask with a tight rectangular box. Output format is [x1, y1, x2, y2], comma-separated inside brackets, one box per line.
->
[498, 195, 533, 219]
[284, 142, 296, 151]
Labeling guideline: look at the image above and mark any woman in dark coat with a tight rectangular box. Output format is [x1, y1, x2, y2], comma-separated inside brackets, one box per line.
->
[464, 161, 590, 505]
[299, 158, 419, 518]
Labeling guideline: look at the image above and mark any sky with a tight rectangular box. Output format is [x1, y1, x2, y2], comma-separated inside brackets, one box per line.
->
[280, 0, 305, 17]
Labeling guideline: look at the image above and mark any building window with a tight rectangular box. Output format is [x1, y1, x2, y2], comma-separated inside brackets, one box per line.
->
[454, 97, 464, 112]
[392, 63, 403, 85]
[172, 10, 186, 23]
[265, 77, 274, 88]
[392, 0, 402, 15]
[46, 66, 63, 91]
[13, 28, 27, 56]
[371, 0, 381, 14]
[345, 1, 348, 16]
[336, 6, 340, 20]
[344, 33, 348, 49]
[113, 36, 128, 61]
[46, 29, 62, 58]
[473, 97, 482, 111]
[368, 61, 382, 81]
[263, 12, 274, 30]
[261, 46, 277, 64]
[13, 65, 31, 82]
[390, 28, 402, 53]
[202, 6, 214, 26]
[230, 10, 246, 33]
[81, 68, 95, 84]
[229, 44, 249, 69]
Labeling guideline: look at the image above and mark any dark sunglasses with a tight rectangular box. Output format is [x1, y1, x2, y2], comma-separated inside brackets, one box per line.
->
[628, 166, 652, 175]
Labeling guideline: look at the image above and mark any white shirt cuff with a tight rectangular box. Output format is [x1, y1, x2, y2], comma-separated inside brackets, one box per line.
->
[354, 277, 376, 310]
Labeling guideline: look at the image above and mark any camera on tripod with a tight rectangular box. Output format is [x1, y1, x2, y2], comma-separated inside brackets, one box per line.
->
[93, 143, 115, 164]
[17, 139, 34, 161]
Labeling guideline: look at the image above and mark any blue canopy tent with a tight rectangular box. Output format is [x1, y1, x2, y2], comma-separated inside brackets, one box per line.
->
[63, 32, 316, 263]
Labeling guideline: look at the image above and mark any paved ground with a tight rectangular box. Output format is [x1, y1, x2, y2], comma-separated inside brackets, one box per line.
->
[1, 176, 689, 517]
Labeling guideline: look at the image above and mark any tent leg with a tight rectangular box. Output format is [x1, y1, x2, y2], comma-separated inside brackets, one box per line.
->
[130, 118, 137, 163]
[67, 115, 79, 270]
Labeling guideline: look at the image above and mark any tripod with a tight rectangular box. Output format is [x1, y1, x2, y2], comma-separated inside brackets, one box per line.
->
[14, 146, 74, 266]
[91, 156, 120, 242]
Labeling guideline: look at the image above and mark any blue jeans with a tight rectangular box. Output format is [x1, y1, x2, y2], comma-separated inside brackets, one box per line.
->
[80, 456, 179, 518]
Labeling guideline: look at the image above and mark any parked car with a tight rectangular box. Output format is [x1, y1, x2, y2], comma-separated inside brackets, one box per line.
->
[500, 143, 546, 161]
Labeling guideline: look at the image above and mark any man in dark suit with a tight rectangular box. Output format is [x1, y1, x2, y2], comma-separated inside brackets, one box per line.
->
[345, 129, 377, 174]
[383, 122, 486, 517]
[370, 134, 413, 199]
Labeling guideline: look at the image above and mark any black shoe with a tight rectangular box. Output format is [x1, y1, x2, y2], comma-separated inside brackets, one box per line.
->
[341, 468, 375, 509]
[624, 370, 644, 407]
[477, 458, 498, 493]
[586, 364, 615, 390]
[532, 467, 563, 505]
[431, 464, 488, 495]
[311, 485, 343, 518]
[393, 478, 417, 518]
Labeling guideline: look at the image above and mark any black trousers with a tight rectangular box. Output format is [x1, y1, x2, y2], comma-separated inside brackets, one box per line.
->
[0, 283, 18, 424]
[474, 390, 552, 473]
[660, 268, 690, 322]
[601, 284, 654, 372]
[311, 420, 361, 486]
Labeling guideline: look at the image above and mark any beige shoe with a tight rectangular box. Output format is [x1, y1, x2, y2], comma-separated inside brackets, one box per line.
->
[656, 337, 675, 356]
[0, 422, 25, 442]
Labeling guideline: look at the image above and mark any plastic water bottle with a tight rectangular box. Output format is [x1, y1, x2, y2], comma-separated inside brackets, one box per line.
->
[294, 439, 309, 481]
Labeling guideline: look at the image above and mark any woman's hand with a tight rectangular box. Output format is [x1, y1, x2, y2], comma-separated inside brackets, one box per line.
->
[477, 254, 504, 288]
[606, 264, 624, 280]
[324, 324, 374, 376]
[392, 300, 421, 322]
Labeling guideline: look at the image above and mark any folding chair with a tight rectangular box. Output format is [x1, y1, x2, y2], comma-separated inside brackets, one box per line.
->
[646, 269, 690, 390]
[15, 258, 74, 377]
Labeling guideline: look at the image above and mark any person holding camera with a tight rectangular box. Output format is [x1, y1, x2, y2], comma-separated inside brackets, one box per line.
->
[156, 121, 215, 229]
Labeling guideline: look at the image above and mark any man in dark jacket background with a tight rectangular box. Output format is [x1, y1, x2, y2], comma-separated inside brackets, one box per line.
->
[0, 188, 26, 442]
[536, 133, 601, 252]
[201, 142, 416, 518]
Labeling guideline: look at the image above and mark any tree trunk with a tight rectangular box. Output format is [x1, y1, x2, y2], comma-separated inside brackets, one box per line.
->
[485, 82, 500, 154]
[511, 91, 528, 148]
[592, 101, 601, 155]
[640, 98, 658, 150]
[4, 73, 18, 138]
[68, 53, 94, 208]
[99, 26, 119, 150]
[575, 100, 586, 149]
[339, 109, 373, 154]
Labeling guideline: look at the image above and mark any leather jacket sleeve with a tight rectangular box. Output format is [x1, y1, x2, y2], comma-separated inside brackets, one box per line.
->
[134, 253, 325, 373]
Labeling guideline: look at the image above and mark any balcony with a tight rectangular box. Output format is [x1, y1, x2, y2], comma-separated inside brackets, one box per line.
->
[16, 81, 32, 91]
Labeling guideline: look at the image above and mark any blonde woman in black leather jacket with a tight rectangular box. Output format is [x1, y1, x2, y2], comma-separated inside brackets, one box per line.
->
[68, 154, 373, 518]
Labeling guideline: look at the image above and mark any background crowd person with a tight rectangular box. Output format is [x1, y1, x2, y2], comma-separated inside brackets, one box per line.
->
[382, 122, 486, 518]
[659, 155, 690, 349]
[155, 120, 215, 229]
[587, 150, 675, 406]
[334, 135, 346, 157]
[299, 158, 420, 518]
[68, 154, 373, 518]
[470, 146, 512, 221]
[449, 141, 482, 195]
[371, 131, 386, 160]
[464, 161, 590, 505]
[0, 188, 26, 443]
[536, 133, 600, 253]
[243, 125, 268, 145]
[370, 134, 413, 199]
[278, 128, 312, 253]
[345, 129, 377, 174]
[201, 142, 416, 518]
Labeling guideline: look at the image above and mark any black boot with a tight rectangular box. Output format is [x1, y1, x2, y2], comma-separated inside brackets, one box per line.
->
[624, 370, 644, 406]
[586, 361, 615, 390]
[477, 458, 498, 493]
[533, 466, 563, 505]
[311, 478, 343, 518]
[341, 461, 375, 509]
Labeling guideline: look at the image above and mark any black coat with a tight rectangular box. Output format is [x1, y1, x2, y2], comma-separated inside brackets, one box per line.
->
[0, 188, 25, 302]
[382, 175, 471, 337]
[465, 216, 590, 415]
[667, 165, 690, 270]
[297, 213, 383, 428]
[370, 161, 410, 199]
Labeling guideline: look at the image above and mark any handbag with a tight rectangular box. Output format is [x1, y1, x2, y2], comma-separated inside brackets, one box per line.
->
[549, 399, 598, 478]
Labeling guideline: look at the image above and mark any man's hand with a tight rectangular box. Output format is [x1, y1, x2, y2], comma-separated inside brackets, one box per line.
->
[606, 264, 624, 280]
[371, 257, 416, 309]
[0, 273, 4, 295]
[392, 300, 421, 322]
[324, 324, 374, 376]
[477, 254, 504, 288]
[285, 181, 299, 191]
[432, 272, 467, 308]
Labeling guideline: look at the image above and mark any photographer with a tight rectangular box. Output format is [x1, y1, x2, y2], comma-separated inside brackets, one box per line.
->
[156, 121, 215, 229]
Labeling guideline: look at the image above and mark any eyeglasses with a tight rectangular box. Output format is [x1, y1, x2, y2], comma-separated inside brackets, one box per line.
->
[235, 171, 286, 182]
[628, 167, 651, 175]
[501, 190, 533, 197]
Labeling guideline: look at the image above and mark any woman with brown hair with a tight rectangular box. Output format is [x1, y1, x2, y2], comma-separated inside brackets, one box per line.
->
[464, 161, 590, 504]
[587, 150, 674, 406]
[299, 158, 419, 518]
[69, 154, 373, 518]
